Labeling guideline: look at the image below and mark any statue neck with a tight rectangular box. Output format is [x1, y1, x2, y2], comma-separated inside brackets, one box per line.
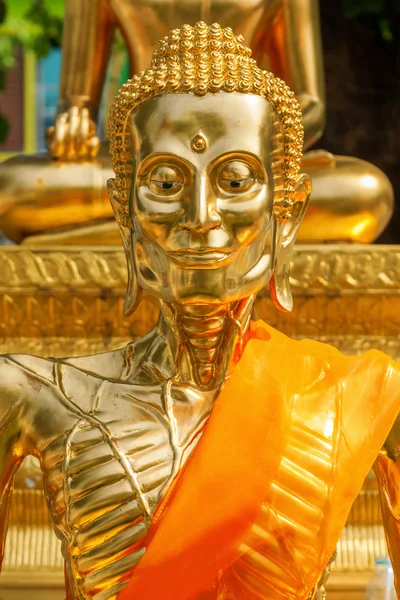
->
[159, 296, 255, 390]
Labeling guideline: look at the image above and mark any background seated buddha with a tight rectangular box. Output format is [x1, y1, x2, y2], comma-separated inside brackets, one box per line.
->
[0, 0, 394, 245]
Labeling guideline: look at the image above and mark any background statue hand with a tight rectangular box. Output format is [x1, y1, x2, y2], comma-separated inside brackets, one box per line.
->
[46, 106, 100, 161]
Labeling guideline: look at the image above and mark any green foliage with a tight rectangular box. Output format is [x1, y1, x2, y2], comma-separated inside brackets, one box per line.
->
[0, 0, 64, 145]
[0, 0, 64, 71]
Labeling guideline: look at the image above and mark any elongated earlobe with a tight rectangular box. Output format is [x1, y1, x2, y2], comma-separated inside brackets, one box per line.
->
[107, 178, 143, 316]
[270, 174, 311, 312]
[269, 221, 293, 312]
[123, 255, 143, 317]
[121, 240, 143, 317]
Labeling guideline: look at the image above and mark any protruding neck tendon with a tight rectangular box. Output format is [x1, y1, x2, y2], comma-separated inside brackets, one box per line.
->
[159, 296, 256, 389]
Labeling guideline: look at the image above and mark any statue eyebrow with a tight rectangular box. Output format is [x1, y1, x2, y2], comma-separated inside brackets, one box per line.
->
[138, 151, 263, 176]
[138, 153, 195, 173]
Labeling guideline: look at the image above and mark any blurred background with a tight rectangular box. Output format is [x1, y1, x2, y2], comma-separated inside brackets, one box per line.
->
[315, 1, 400, 243]
[0, 0, 399, 240]
[0, 0, 126, 157]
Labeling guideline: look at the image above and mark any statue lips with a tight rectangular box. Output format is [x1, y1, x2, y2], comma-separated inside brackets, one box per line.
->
[167, 249, 233, 267]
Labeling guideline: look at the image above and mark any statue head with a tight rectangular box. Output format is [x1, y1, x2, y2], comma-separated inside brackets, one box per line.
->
[108, 22, 311, 315]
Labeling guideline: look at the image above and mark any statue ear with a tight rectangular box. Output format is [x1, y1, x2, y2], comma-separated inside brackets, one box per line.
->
[107, 178, 143, 317]
[270, 174, 311, 312]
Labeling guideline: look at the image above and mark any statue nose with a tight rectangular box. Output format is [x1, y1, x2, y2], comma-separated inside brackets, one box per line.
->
[177, 175, 222, 233]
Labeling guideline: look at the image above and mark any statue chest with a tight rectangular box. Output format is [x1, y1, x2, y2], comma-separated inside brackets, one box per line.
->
[37, 362, 355, 600]
[109, 0, 275, 71]
[39, 376, 213, 599]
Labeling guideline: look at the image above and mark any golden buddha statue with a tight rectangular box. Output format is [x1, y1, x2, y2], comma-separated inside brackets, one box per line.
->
[0, 0, 393, 245]
[0, 23, 400, 600]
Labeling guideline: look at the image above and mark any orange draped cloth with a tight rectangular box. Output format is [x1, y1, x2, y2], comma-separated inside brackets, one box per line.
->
[118, 322, 400, 600]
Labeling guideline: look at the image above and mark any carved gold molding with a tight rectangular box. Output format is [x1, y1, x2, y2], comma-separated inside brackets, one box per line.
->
[0, 245, 399, 353]
[1, 245, 400, 292]
[289, 245, 400, 293]
[0, 247, 127, 292]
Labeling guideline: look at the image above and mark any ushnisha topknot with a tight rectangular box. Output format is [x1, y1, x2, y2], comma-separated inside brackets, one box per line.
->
[109, 21, 304, 226]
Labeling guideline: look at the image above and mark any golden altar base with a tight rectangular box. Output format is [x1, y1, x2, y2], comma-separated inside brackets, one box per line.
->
[1, 244, 400, 354]
[0, 244, 399, 596]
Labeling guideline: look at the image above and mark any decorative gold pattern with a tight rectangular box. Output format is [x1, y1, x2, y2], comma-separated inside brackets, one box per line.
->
[0, 245, 397, 595]
[1, 15, 399, 588]
[1, 245, 399, 348]
[3, 488, 63, 572]
[2, 245, 400, 293]
[334, 477, 387, 572]
[108, 22, 303, 224]
[0, 247, 128, 291]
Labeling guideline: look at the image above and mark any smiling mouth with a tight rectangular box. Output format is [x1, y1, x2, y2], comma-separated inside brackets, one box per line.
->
[168, 250, 232, 266]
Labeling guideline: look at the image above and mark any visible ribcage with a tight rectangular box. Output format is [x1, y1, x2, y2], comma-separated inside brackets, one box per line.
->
[42, 415, 175, 599]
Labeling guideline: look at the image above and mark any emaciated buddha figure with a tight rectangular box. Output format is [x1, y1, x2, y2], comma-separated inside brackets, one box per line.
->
[0, 0, 394, 245]
[1, 23, 400, 600]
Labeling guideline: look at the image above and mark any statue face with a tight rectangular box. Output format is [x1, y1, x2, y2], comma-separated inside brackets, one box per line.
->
[129, 92, 280, 305]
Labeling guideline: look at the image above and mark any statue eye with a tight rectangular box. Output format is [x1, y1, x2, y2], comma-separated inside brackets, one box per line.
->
[220, 179, 254, 190]
[218, 161, 256, 193]
[150, 181, 182, 191]
[148, 164, 184, 196]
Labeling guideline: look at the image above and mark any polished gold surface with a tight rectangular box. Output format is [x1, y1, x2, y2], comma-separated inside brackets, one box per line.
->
[0, 243, 396, 595]
[0, 23, 399, 600]
[0, 148, 393, 246]
[108, 22, 304, 225]
[51, 0, 325, 154]
[47, 107, 100, 162]
[0, 0, 393, 244]
[0, 244, 399, 597]
[0, 25, 311, 598]
[0, 149, 112, 244]
[1, 243, 400, 348]
[300, 151, 394, 243]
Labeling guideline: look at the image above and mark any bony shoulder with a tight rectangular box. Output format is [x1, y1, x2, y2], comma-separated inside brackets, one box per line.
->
[1, 354, 55, 382]
[0, 346, 130, 383]
[0, 354, 56, 417]
[61, 346, 130, 380]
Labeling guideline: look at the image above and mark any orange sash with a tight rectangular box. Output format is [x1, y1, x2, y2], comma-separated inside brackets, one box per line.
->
[118, 322, 400, 600]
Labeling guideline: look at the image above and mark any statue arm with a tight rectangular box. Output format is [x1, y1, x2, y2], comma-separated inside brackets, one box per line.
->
[284, 0, 325, 149]
[374, 415, 400, 596]
[48, 0, 116, 160]
[262, 0, 325, 150]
